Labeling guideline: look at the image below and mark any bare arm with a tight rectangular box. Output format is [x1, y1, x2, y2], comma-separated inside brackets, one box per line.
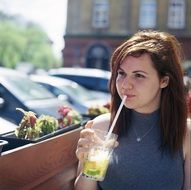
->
[74, 153, 99, 190]
[74, 171, 99, 190]
[183, 126, 191, 190]
[74, 113, 110, 190]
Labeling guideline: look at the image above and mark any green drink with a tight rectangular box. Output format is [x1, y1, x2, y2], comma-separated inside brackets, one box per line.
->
[82, 147, 110, 181]
[82, 129, 117, 181]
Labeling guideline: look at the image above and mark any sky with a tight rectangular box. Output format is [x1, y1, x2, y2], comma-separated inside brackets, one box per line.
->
[0, 0, 68, 58]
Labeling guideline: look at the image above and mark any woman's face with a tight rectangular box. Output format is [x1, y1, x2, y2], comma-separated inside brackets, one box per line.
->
[116, 53, 168, 113]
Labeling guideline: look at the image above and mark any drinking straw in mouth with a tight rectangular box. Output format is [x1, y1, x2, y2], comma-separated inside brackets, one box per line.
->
[105, 95, 127, 141]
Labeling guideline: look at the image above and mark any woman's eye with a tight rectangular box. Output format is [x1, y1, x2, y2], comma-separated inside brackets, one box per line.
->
[135, 73, 145, 78]
[117, 70, 125, 76]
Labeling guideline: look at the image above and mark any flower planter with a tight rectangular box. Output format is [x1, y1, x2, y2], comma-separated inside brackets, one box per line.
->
[0, 123, 81, 152]
[0, 140, 8, 154]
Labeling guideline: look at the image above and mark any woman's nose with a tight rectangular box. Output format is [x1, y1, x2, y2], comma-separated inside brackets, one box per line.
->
[121, 77, 133, 90]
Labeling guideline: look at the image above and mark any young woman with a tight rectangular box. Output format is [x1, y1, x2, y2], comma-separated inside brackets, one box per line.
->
[74, 30, 190, 190]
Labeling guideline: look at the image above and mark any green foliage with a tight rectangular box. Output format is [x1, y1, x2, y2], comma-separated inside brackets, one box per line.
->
[36, 115, 59, 135]
[0, 11, 61, 69]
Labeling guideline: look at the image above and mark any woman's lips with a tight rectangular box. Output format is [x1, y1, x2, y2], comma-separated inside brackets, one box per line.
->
[126, 94, 135, 98]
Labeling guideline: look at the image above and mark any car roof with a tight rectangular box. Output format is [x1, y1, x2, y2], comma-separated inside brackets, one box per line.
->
[0, 67, 27, 78]
[0, 117, 17, 135]
[49, 67, 111, 79]
[30, 74, 79, 87]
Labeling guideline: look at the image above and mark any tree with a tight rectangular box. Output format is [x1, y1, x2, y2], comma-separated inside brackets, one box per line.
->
[0, 11, 61, 69]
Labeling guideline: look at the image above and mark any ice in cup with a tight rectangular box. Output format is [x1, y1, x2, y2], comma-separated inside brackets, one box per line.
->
[82, 146, 110, 181]
[82, 129, 118, 181]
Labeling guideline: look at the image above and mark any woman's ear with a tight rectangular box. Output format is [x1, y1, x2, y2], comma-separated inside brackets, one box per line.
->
[160, 76, 169, 88]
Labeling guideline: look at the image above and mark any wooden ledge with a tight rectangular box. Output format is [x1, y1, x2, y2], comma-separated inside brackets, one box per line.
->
[0, 127, 82, 190]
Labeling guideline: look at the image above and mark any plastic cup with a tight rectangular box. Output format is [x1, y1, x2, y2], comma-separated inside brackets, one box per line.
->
[82, 129, 118, 181]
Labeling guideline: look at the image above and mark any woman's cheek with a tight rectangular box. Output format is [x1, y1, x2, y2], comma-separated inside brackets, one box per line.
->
[116, 82, 123, 97]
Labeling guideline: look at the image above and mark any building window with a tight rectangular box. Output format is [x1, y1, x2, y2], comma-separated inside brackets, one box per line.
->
[92, 0, 109, 29]
[139, 0, 157, 29]
[86, 44, 110, 70]
[167, 0, 185, 29]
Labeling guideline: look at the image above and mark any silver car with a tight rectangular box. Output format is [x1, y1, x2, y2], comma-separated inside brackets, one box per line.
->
[30, 74, 110, 114]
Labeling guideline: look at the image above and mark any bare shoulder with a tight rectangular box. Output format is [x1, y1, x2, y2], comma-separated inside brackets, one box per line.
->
[91, 113, 111, 131]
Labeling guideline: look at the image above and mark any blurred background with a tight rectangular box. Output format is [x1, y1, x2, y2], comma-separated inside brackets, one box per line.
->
[0, 0, 190, 72]
[0, 0, 68, 70]
[0, 0, 191, 128]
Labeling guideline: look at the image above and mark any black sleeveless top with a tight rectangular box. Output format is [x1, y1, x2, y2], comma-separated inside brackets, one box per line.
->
[99, 110, 184, 190]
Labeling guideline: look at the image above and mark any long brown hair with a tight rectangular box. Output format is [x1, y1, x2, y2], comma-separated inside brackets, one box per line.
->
[109, 30, 187, 154]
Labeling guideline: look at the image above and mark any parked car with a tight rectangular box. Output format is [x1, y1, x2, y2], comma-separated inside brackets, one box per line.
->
[30, 75, 110, 114]
[48, 67, 111, 92]
[0, 67, 74, 125]
[0, 117, 17, 135]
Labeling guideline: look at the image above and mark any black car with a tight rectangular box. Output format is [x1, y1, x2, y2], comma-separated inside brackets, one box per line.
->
[0, 67, 74, 125]
[49, 68, 111, 93]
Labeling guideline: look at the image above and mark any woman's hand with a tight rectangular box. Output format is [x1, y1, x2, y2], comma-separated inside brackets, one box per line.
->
[76, 120, 119, 162]
[74, 117, 117, 190]
[76, 120, 95, 162]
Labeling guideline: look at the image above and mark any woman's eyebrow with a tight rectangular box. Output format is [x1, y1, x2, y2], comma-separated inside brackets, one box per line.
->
[119, 66, 148, 75]
[132, 70, 148, 75]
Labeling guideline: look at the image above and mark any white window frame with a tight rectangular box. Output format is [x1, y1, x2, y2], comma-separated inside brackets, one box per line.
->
[92, 0, 109, 29]
[167, 0, 186, 29]
[139, 0, 157, 29]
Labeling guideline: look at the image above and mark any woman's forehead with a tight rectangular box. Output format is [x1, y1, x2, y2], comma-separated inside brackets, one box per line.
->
[120, 54, 154, 70]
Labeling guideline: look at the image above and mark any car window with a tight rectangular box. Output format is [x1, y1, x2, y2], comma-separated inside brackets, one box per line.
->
[51, 86, 65, 97]
[72, 76, 101, 90]
[37, 82, 68, 98]
[51, 73, 109, 92]
[59, 83, 95, 102]
[97, 78, 109, 92]
[72, 76, 109, 92]
[2, 76, 54, 101]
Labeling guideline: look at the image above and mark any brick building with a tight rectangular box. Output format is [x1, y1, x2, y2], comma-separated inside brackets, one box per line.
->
[63, 0, 191, 70]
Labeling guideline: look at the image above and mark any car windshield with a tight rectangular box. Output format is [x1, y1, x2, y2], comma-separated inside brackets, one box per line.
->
[59, 82, 96, 101]
[2, 75, 54, 101]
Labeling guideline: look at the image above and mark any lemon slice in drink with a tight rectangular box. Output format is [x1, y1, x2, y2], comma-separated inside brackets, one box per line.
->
[87, 168, 100, 176]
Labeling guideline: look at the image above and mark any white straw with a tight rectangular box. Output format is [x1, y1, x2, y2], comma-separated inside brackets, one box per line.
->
[105, 95, 127, 141]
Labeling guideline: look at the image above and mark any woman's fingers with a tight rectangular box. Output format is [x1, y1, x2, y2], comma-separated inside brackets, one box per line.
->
[80, 128, 94, 138]
[76, 147, 89, 161]
[78, 138, 94, 148]
[84, 120, 93, 129]
[76, 128, 95, 161]
[76, 124, 120, 162]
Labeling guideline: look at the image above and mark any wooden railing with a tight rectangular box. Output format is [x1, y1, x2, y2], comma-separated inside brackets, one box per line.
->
[0, 127, 82, 190]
